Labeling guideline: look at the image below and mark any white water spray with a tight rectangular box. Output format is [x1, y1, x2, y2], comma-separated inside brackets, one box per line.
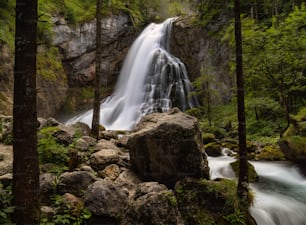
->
[66, 18, 197, 130]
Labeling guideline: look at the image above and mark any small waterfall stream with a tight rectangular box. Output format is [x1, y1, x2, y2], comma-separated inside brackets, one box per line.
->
[208, 150, 306, 225]
[66, 17, 197, 130]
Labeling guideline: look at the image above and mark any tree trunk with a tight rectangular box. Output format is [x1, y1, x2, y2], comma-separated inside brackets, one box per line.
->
[13, 0, 40, 224]
[91, 0, 102, 140]
[234, 0, 249, 203]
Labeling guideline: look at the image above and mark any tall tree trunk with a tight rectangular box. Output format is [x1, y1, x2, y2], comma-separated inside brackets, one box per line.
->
[13, 0, 40, 224]
[234, 0, 249, 203]
[91, 0, 102, 140]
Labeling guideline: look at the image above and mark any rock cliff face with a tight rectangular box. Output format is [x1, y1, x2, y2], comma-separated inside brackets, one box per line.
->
[170, 16, 232, 104]
[52, 14, 137, 87]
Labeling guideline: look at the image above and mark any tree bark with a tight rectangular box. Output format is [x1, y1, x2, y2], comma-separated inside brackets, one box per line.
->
[13, 0, 40, 224]
[91, 0, 102, 140]
[234, 0, 249, 203]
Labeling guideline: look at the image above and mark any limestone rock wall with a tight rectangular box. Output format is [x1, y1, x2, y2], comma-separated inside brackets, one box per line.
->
[170, 16, 232, 104]
[52, 14, 137, 87]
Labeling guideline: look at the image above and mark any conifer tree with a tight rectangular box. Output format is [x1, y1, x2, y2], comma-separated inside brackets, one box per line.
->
[13, 0, 40, 224]
[91, 0, 102, 140]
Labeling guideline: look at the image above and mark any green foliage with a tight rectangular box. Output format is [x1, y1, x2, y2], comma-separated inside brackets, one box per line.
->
[38, 127, 69, 174]
[64, 0, 96, 24]
[197, 0, 233, 27]
[37, 47, 66, 81]
[0, 0, 15, 49]
[40, 195, 91, 225]
[219, 4, 306, 140]
[0, 184, 15, 225]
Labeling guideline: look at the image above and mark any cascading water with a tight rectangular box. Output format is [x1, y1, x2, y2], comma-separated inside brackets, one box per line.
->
[208, 150, 306, 225]
[66, 17, 197, 130]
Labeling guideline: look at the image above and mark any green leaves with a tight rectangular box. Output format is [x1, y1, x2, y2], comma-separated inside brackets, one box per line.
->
[0, 184, 15, 225]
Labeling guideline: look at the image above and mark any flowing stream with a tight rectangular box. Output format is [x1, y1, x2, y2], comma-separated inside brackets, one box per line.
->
[66, 17, 197, 130]
[208, 149, 306, 225]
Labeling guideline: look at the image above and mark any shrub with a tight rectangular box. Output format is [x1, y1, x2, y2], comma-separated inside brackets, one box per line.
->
[38, 127, 69, 174]
[0, 184, 14, 225]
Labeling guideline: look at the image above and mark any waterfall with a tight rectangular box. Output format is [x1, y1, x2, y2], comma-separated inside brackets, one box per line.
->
[66, 17, 197, 130]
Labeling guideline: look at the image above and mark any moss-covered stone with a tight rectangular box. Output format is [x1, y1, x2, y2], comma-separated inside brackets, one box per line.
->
[279, 108, 306, 163]
[255, 145, 286, 161]
[202, 133, 216, 145]
[220, 138, 239, 152]
[175, 177, 252, 225]
[230, 160, 259, 183]
[204, 142, 222, 157]
[278, 136, 306, 163]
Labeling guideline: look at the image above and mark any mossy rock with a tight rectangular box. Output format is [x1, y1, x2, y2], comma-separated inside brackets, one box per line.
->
[202, 133, 216, 145]
[201, 126, 226, 139]
[204, 142, 222, 157]
[175, 177, 251, 225]
[255, 145, 286, 161]
[230, 160, 259, 183]
[220, 138, 238, 152]
[278, 136, 306, 163]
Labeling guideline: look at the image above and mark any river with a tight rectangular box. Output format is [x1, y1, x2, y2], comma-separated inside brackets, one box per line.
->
[208, 150, 306, 225]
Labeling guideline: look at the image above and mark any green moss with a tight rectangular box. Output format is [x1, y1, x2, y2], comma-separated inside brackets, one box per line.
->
[165, 191, 178, 207]
[37, 47, 65, 82]
[0, 0, 15, 50]
[230, 160, 259, 183]
[286, 136, 306, 155]
[205, 142, 222, 157]
[202, 133, 216, 144]
[175, 178, 251, 225]
[255, 145, 286, 161]
[64, 0, 96, 24]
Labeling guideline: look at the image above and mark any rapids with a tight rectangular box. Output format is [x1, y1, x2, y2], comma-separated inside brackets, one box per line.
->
[208, 149, 306, 225]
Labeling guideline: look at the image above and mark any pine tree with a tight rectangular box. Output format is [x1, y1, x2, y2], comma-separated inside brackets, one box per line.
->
[13, 0, 40, 224]
[91, 0, 103, 140]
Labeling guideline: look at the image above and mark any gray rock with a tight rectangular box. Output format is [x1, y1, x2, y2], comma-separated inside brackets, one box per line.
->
[40, 173, 57, 204]
[115, 168, 142, 185]
[57, 171, 97, 197]
[127, 110, 210, 187]
[84, 180, 129, 218]
[121, 190, 184, 225]
[90, 149, 120, 171]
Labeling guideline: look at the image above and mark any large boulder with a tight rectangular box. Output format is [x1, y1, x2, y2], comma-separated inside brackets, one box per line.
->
[121, 190, 184, 225]
[57, 171, 97, 197]
[127, 109, 209, 187]
[84, 180, 129, 219]
[278, 108, 306, 164]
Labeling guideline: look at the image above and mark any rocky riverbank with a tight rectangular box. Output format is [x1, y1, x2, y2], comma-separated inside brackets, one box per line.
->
[0, 110, 253, 225]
